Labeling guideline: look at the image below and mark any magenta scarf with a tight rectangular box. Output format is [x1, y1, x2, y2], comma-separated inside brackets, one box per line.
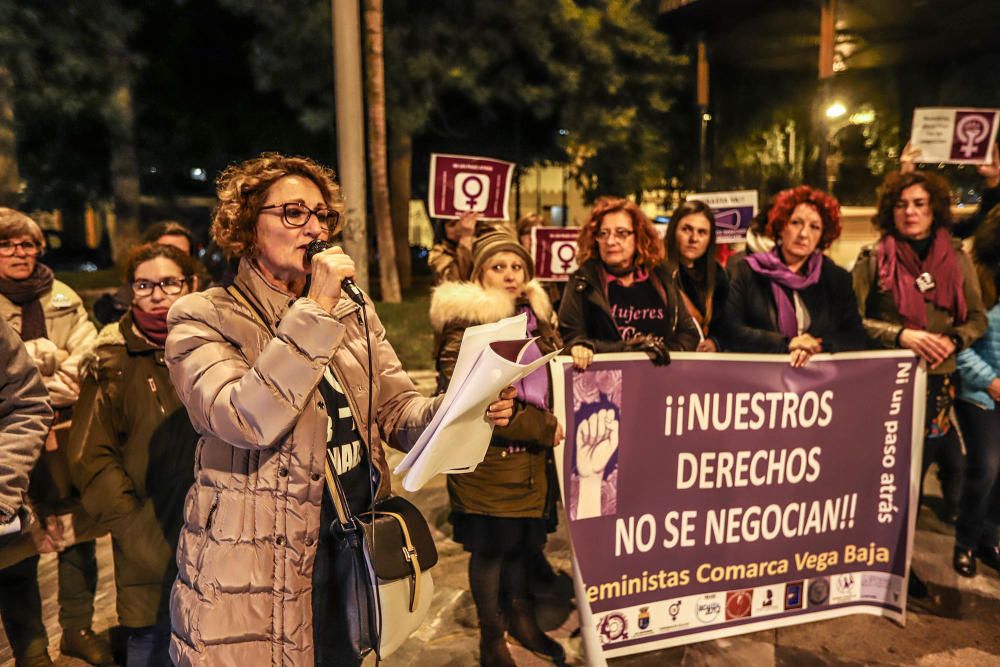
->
[876, 229, 966, 330]
[513, 305, 549, 410]
[745, 248, 823, 339]
[132, 307, 169, 346]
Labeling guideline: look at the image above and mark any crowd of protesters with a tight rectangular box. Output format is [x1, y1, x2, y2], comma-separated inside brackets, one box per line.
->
[0, 145, 997, 667]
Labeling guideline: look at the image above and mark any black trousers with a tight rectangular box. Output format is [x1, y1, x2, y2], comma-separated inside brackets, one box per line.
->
[955, 400, 1000, 550]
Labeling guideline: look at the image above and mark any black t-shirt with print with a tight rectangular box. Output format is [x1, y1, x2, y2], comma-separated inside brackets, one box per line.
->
[607, 279, 667, 342]
[318, 369, 374, 516]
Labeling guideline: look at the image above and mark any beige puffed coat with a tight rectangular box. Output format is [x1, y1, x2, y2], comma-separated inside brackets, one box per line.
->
[164, 259, 441, 666]
[0, 278, 97, 408]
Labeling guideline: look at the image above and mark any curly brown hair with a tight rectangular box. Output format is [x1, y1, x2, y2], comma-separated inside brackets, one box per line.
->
[872, 171, 953, 236]
[766, 186, 842, 250]
[211, 152, 344, 259]
[576, 197, 664, 268]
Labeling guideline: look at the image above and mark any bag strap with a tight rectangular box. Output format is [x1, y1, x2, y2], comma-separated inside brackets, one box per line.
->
[225, 283, 275, 336]
[367, 509, 423, 612]
[324, 449, 357, 531]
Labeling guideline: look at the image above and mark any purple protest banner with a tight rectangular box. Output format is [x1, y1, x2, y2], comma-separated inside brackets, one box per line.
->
[531, 227, 579, 281]
[550, 351, 924, 662]
[428, 153, 515, 221]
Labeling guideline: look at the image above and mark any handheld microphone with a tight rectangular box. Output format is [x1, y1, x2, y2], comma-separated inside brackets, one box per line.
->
[304, 240, 366, 307]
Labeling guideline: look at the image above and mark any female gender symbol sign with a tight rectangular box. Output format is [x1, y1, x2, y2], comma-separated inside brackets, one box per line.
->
[460, 175, 485, 209]
[955, 114, 990, 158]
[556, 241, 577, 272]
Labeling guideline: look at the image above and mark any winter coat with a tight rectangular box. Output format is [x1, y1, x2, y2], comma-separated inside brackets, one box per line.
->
[725, 254, 868, 353]
[68, 311, 199, 628]
[430, 280, 561, 517]
[851, 238, 987, 375]
[558, 258, 700, 353]
[673, 261, 734, 349]
[957, 299, 1000, 409]
[0, 317, 52, 527]
[164, 258, 441, 666]
[0, 278, 97, 408]
[428, 239, 473, 285]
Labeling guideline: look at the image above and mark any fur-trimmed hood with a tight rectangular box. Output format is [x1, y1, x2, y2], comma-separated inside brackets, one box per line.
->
[429, 279, 554, 333]
[79, 320, 126, 378]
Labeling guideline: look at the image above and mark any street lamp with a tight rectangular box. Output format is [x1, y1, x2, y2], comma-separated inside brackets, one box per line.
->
[825, 102, 847, 119]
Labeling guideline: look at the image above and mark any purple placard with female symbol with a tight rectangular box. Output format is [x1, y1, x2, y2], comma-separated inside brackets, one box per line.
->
[911, 107, 999, 165]
[687, 190, 759, 244]
[531, 227, 579, 281]
[428, 153, 515, 221]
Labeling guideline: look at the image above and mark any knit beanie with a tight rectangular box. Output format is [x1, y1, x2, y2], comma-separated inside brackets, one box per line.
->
[471, 228, 534, 281]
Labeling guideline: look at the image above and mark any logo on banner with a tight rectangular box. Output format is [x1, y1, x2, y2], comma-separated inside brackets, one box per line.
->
[695, 594, 722, 623]
[725, 590, 753, 620]
[753, 586, 782, 616]
[597, 612, 629, 642]
[784, 581, 804, 610]
[831, 573, 859, 604]
[637, 607, 650, 630]
[453, 173, 489, 212]
[808, 577, 830, 607]
[550, 241, 578, 274]
[668, 600, 681, 621]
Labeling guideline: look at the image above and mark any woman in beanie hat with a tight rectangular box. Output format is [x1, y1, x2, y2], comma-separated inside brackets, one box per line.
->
[430, 228, 566, 667]
[558, 197, 699, 370]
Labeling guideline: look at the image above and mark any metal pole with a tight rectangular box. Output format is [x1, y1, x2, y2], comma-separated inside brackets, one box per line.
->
[696, 38, 710, 189]
[332, 0, 369, 291]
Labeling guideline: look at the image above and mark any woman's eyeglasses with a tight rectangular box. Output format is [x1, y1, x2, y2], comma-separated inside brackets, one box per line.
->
[132, 278, 189, 297]
[0, 240, 41, 257]
[596, 229, 634, 242]
[260, 202, 340, 231]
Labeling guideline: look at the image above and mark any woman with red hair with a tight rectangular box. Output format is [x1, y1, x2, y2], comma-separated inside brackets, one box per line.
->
[726, 186, 867, 366]
[558, 197, 698, 370]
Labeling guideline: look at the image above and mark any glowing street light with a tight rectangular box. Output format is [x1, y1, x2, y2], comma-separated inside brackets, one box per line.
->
[825, 102, 847, 119]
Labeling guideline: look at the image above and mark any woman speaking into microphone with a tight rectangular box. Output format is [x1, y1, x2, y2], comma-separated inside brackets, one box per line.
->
[164, 153, 515, 666]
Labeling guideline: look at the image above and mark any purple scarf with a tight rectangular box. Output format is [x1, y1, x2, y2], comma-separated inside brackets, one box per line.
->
[0, 263, 54, 341]
[745, 249, 823, 339]
[513, 305, 549, 410]
[876, 229, 966, 330]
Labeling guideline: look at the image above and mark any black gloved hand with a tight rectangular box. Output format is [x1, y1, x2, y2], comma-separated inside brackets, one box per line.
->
[623, 334, 671, 366]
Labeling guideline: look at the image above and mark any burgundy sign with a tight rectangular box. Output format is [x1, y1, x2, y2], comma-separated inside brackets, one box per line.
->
[552, 352, 923, 660]
[531, 227, 579, 281]
[950, 111, 997, 162]
[428, 153, 515, 221]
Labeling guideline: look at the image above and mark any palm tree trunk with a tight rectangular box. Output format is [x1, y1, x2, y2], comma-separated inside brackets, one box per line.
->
[0, 67, 20, 208]
[389, 131, 412, 289]
[106, 80, 141, 263]
[363, 0, 401, 302]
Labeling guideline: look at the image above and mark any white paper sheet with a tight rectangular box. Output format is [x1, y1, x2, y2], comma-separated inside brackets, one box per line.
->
[395, 313, 560, 491]
[0, 516, 20, 537]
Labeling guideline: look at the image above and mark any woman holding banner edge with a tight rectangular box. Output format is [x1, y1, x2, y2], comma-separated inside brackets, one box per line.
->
[725, 186, 867, 367]
[559, 197, 699, 371]
[852, 169, 987, 596]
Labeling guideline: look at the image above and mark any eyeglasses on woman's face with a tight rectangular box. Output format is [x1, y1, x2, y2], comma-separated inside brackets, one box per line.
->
[0, 240, 41, 257]
[260, 202, 340, 231]
[131, 278, 190, 297]
[596, 228, 635, 243]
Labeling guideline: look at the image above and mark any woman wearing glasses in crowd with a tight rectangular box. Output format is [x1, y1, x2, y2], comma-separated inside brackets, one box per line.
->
[0, 208, 110, 667]
[664, 199, 734, 352]
[726, 186, 867, 367]
[68, 243, 201, 666]
[559, 197, 699, 370]
[162, 153, 513, 666]
[853, 171, 987, 596]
